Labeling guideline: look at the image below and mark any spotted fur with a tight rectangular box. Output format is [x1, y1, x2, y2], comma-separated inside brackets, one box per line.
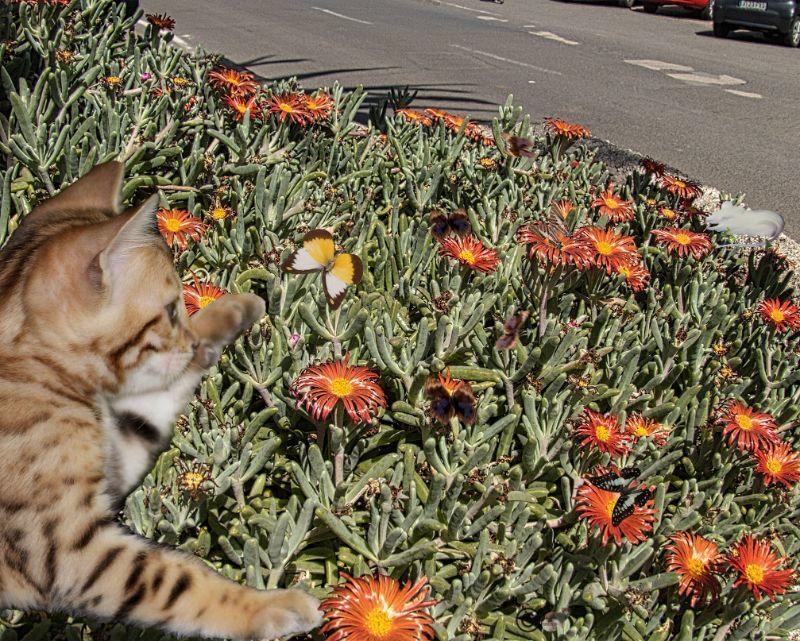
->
[0, 162, 322, 639]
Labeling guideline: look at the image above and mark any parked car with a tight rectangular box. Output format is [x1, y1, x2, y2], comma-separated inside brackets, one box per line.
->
[714, 0, 800, 45]
[642, 0, 715, 18]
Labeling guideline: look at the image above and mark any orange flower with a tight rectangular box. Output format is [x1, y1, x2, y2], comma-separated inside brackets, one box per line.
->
[758, 298, 800, 333]
[626, 414, 670, 446]
[223, 95, 261, 121]
[146, 13, 175, 30]
[728, 536, 795, 601]
[396, 108, 432, 127]
[658, 206, 680, 221]
[516, 223, 592, 269]
[754, 442, 800, 488]
[660, 174, 702, 200]
[715, 400, 780, 453]
[591, 184, 634, 223]
[320, 573, 437, 641]
[641, 157, 666, 177]
[209, 205, 234, 221]
[544, 117, 590, 140]
[576, 410, 630, 457]
[651, 227, 712, 260]
[289, 355, 386, 424]
[156, 208, 206, 250]
[208, 66, 259, 96]
[616, 263, 650, 292]
[443, 113, 466, 133]
[576, 227, 639, 274]
[182, 277, 227, 316]
[423, 107, 450, 121]
[553, 200, 574, 220]
[438, 235, 499, 273]
[264, 93, 310, 125]
[304, 91, 334, 121]
[576, 481, 655, 546]
[665, 532, 723, 607]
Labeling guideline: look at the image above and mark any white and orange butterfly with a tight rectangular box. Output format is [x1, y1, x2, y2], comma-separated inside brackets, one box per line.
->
[281, 229, 363, 309]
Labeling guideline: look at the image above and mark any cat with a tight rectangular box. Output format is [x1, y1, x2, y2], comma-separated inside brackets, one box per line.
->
[0, 162, 322, 640]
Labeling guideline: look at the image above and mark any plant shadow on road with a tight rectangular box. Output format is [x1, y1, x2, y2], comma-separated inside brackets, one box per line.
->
[695, 29, 786, 47]
[216, 55, 499, 125]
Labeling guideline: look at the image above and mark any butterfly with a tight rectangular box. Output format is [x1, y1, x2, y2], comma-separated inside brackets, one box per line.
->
[495, 310, 530, 350]
[281, 229, 363, 309]
[610, 488, 653, 527]
[587, 466, 640, 492]
[430, 209, 471, 240]
[501, 133, 536, 158]
[587, 467, 652, 526]
[425, 370, 476, 425]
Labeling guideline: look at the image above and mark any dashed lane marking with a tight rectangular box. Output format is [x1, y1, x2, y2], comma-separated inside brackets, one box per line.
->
[667, 72, 746, 86]
[725, 89, 763, 99]
[528, 30, 579, 45]
[476, 16, 509, 21]
[625, 59, 693, 72]
[311, 7, 373, 24]
[450, 44, 563, 75]
[437, 1, 501, 15]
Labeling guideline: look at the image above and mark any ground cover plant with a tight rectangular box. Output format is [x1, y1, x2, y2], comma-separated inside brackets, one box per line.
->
[3, 1, 800, 640]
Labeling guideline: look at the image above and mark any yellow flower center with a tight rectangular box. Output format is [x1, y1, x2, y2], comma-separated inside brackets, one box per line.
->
[363, 607, 393, 638]
[211, 208, 228, 220]
[745, 563, 765, 585]
[605, 498, 616, 518]
[766, 458, 783, 475]
[165, 218, 182, 233]
[181, 471, 204, 490]
[330, 377, 353, 398]
[280, 103, 295, 112]
[618, 266, 631, 277]
[635, 426, 649, 438]
[674, 179, 686, 188]
[687, 557, 706, 579]
[771, 309, 785, 323]
[307, 100, 319, 109]
[674, 233, 692, 246]
[595, 241, 614, 256]
[199, 295, 216, 309]
[172, 76, 188, 86]
[662, 209, 676, 219]
[595, 424, 611, 442]
[735, 414, 753, 431]
[105, 76, 121, 84]
[458, 249, 476, 264]
[604, 197, 620, 209]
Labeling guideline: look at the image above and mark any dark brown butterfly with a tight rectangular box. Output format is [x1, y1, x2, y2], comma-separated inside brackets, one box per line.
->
[425, 370, 476, 425]
[430, 209, 471, 240]
[495, 310, 529, 350]
[501, 133, 536, 158]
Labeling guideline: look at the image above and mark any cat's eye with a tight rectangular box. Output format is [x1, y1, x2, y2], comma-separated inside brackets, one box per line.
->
[165, 300, 179, 325]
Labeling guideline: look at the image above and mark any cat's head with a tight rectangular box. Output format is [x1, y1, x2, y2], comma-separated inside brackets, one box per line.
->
[0, 162, 264, 397]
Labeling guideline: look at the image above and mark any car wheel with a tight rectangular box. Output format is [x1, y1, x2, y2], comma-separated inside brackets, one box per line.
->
[713, 21, 730, 37]
[700, 0, 714, 19]
[643, 1, 658, 12]
[783, 17, 800, 46]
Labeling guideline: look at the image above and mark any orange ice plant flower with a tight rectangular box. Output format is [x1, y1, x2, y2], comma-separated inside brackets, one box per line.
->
[208, 66, 259, 96]
[616, 263, 650, 292]
[438, 235, 499, 273]
[223, 95, 261, 121]
[264, 93, 311, 125]
[754, 442, 800, 488]
[395, 108, 432, 127]
[715, 400, 780, 453]
[321, 573, 437, 641]
[289, 355, 386, 424]
[665, 532, 723, 607]
[517, 223, 593, 270]
[146, 13, 175, 30]
[651, 227, 712, 260]
[182, 277, 227, 316]
[544, 117, 590, 139]
[660, 174, 702, 200]
[575, 410, 630, 457]
[156, 208, 206, 250]
[728, 535, 795, 601]
[758, 298, 800, 333]
[626, 414, 669, 446]
[576, 227, 639, 274]
[576, 478, 655, 546]
[591, 184, 634, 223]
[304, 91, 334, 121]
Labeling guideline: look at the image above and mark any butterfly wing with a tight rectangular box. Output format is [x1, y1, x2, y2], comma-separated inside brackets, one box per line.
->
[430, 211, 450, 239]
[611, 488, 652, 526]
[323, 253, 363, 309]
[281, 229, 335, 273]
[448, 209, 472, 236]
[452, 384, 477, 425]
[425, 376, 454, 424]
[495, 333, 516, 351]
[588, 466, 639, 492]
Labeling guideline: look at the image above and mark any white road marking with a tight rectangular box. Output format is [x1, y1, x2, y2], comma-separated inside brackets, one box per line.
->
[528, 80, 536, 84]
[667, 72, 745, 86]
[450, 44, 563, 75]
[625, 59, 693, 72]
[523, 24, 537, 28]
[311, 7, 373, 24]
[438, 1, 501, 15]
[476, 15, 509, 21]
[725, 89, 763, 99]
[528, 30, 579, 45]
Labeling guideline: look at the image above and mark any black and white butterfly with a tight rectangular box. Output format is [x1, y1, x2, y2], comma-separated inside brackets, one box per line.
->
[610, 488, 654, 527]
[587, 467, 652, 527]
[587, 466, 640, 492]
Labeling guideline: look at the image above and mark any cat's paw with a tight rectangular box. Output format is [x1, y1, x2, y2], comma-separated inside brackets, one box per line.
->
[252, 588, 323, 640]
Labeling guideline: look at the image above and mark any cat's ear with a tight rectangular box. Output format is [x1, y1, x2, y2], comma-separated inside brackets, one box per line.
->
[28, 162, 125, 226]
[94, 194, 164, 290]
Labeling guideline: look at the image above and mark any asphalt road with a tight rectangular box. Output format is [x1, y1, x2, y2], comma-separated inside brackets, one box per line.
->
[141, 0, 800, 235]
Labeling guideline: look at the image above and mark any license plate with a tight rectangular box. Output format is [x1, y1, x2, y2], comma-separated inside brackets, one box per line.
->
[738, 0, 767, 9]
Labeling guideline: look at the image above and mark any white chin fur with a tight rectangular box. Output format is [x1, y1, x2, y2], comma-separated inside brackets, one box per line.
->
[121, 351, 194, 395]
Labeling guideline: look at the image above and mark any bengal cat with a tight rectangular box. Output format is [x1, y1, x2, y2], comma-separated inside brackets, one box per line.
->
[0, 162, 322, 639]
